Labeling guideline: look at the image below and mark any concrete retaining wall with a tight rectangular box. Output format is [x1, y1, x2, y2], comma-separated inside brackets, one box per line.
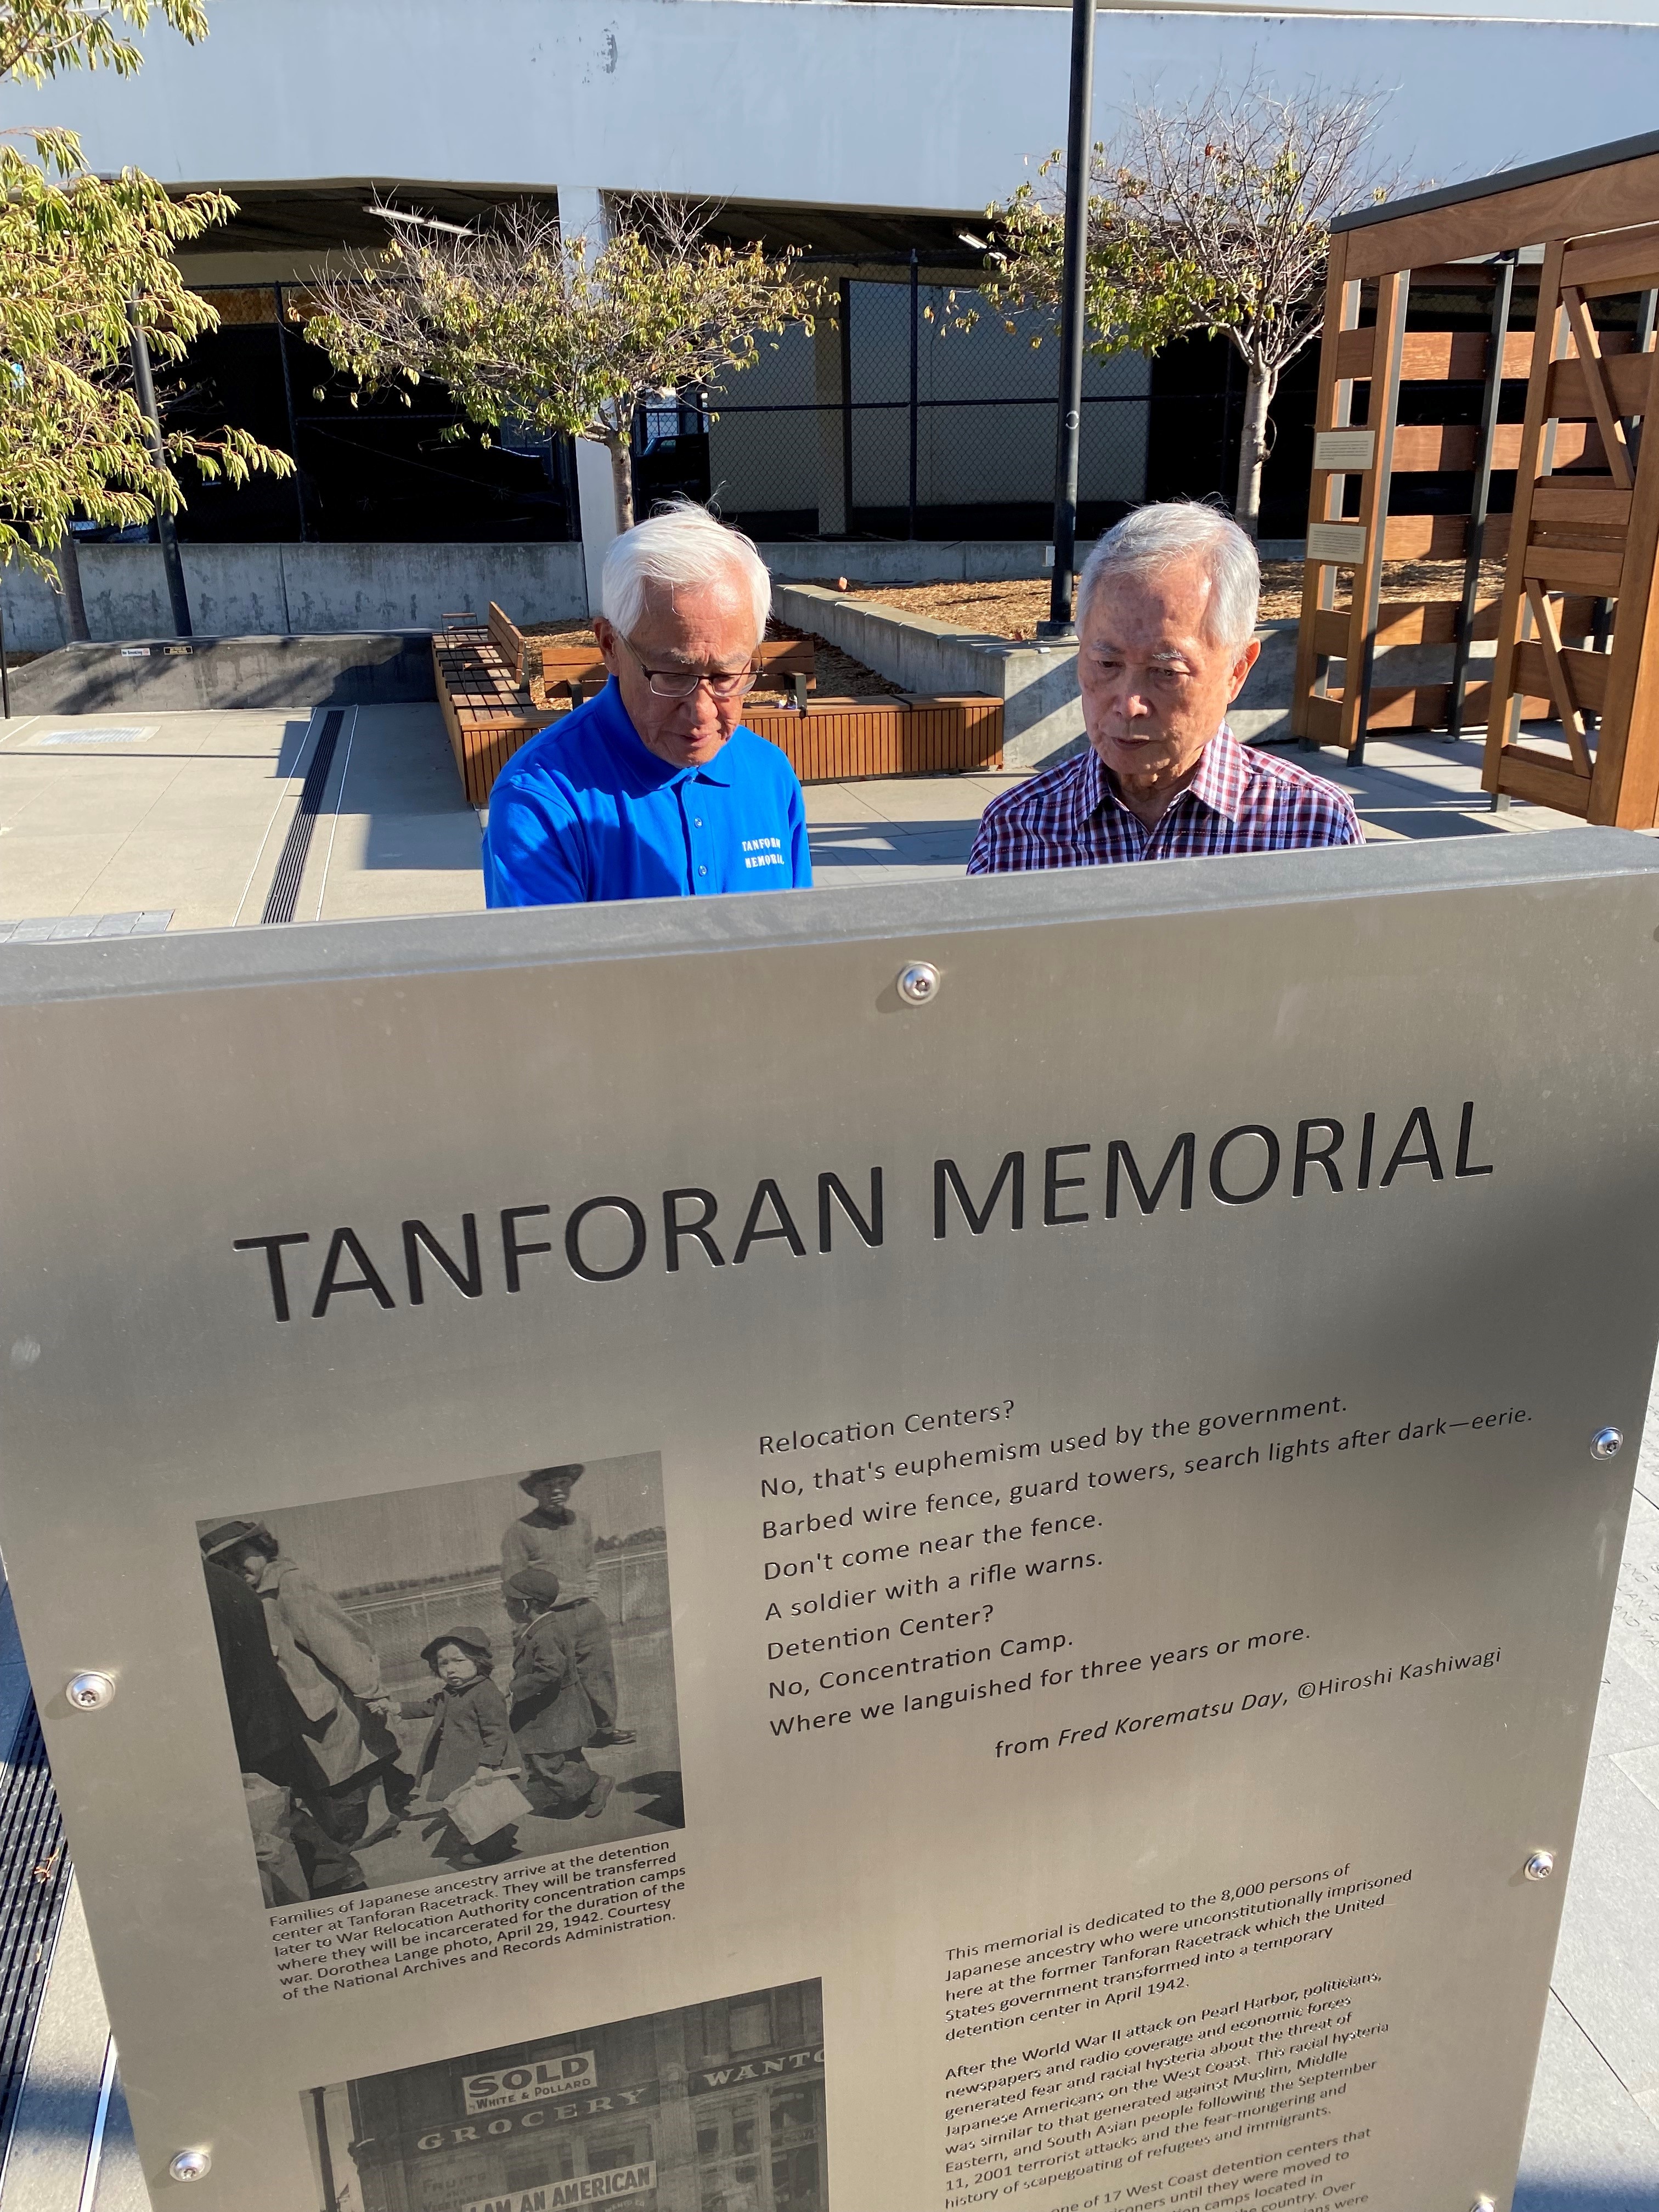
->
[762, 539, 1306, 588]
[776, 583, 1299, 767]
[1, 541, 588, 653]
[8, 634, 436, 715]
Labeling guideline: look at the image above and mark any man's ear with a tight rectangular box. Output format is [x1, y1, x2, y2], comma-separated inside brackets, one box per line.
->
[1227, 635, 1262, 702]
[593, 617, 622, 675]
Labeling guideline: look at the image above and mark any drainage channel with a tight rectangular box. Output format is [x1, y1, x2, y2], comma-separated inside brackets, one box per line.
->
[261, 708, 345, 926]
[0, 1703, 72, 2165]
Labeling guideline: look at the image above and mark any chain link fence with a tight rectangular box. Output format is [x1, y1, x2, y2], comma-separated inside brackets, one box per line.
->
[633, 273, 1248, 542]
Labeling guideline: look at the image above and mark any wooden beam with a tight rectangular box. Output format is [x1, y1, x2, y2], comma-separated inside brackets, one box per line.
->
[1340, 150, 1659, 279]
[1396, 330, 1534, 381]
[1547, 351, 1653, 420]
[1522, 582, 1594, 770]
[1560, 222, 1659, 296]
[1530, 482, 1633, 525]
[1513, 638, 1611, 713]
[1333, 326, 1375, 381]
[1560, 288, 1634, 487]
[1492, 748, 1593, 814]
[1485, 242, 1566, 795]
[1521, 544, 1626, 594]
[1381, 514, 1513, 561]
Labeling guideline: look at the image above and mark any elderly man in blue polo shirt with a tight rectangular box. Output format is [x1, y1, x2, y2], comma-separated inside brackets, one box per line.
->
[483, 503, 811, 905]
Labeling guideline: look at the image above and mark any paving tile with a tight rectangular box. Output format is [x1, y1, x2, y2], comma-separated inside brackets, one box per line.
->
[1615, 1742, 1659, 1816]
[1514, 1993, 1659, 2205]
[0, 1884, 109, 2211]
[1548, 1755, 1659, 2098]
[1610, 1495, 1659, 1699]
[1590, 1641, 1659, 1759]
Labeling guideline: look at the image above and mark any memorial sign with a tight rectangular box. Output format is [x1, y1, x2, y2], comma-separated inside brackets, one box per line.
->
[3, 830, 1658, 2212]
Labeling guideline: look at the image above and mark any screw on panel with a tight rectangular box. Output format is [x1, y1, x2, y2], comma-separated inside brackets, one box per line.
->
[168, 2148, 211, 2182]
[66, 1673, 115, 1711]
[896, 962, 940, 1006]
[1591, 1427, 1623, 1460]
[1524, 1851, 1555, 1881]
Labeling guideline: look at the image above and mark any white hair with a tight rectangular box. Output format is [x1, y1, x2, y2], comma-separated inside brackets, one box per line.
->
[1077, 501, 1260, 650]
[600, 499, 771, 641]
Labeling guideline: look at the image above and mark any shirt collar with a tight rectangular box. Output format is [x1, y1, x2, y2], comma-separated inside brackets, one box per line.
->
[1082, 726, 1244, 825]
[590, 675, 740, 791]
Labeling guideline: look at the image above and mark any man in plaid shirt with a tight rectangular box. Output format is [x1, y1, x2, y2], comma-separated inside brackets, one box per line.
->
[969, 503, 1359, 873]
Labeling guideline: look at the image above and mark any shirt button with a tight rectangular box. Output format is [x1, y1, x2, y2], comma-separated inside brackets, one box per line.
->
[693, 817, 703, 827]
[698, 865, 707, 877]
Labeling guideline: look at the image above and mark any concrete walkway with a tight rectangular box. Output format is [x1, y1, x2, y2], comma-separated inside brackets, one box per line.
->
[0, 707, 1585, 929]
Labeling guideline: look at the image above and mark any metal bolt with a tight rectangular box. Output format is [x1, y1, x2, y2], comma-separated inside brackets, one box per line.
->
[1524, 1850, 1555, 1882]
[66, 1672, 115, 1712]
[896, 961, 940, 1006]
[1591, 1426, 1623, 1460]
[168, 2148, 211, 2183]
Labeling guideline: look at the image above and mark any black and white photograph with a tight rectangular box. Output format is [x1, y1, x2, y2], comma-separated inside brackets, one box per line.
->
[197, 1453, 681, 1904]
[304, 1978, 828, 2212]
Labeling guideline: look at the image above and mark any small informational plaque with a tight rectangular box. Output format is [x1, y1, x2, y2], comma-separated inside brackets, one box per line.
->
[1312, 430, 1377, 473]
[3, 832, 1659, 2211]
[1306, 521, 1370, 565]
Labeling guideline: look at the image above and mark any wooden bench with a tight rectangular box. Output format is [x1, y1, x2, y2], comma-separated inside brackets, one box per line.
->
[433, 607, 1004, 802]
[532, 636, 817, 709]
[432, 613, 562, 808]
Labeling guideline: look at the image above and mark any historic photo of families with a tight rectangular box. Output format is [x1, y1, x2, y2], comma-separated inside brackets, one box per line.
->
[197, 1453, 682, 1905]
[305, 1978, 828, 2212]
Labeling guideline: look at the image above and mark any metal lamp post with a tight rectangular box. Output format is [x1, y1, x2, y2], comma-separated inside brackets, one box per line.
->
[126, 301, 193, 639]
[1036, 0, 1097, 641]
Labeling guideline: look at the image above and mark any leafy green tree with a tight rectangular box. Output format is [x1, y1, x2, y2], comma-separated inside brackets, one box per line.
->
[303, 198, 827, 532]
[1, 1, 292, 584]
[980, 81, 1399, 538]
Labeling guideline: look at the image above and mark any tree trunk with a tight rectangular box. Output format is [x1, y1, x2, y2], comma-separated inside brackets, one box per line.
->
[55, 531, 92, 641]
[608, 430, 635, 534]
[1233, 363, 1277, 541]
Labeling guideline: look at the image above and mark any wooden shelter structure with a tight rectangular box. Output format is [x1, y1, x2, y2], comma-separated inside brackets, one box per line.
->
[1292, 129, 1659, 824]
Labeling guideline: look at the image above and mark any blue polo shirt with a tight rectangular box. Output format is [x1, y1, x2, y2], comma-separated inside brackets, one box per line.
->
[482, 678, 812, 907]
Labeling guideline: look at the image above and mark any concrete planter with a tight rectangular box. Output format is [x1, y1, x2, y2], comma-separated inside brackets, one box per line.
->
[0, 541, 588, 653]
[8, 633, 437, 715]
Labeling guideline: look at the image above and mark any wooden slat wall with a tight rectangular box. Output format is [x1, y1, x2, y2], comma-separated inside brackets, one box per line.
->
[435, 645, 1005, 804]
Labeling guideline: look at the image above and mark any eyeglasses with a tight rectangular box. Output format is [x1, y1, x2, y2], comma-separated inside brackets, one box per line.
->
[614, 629, 759, 702]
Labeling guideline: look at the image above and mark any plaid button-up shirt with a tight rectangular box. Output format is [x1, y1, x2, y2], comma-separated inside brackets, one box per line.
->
[967, 729, 1361, 874]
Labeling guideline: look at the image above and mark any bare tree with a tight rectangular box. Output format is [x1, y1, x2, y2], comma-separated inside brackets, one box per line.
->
[303, 198, 826, 532]
[983, 78, 1408, 537]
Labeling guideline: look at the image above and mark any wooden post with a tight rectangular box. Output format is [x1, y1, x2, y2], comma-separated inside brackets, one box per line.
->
[1291, 233, 1355, 746]
[1589, 337, 1659, 823]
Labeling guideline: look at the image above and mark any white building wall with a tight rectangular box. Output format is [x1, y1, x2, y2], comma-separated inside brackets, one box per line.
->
[6, 2, 1659, 220]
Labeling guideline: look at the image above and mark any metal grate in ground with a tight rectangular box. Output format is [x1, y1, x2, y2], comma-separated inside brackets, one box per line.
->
[0, 1703, 72, 2159]
[261, 709, 344, 926]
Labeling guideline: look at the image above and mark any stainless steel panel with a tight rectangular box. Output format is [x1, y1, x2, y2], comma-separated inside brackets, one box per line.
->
[3, 831, 1659, 2211]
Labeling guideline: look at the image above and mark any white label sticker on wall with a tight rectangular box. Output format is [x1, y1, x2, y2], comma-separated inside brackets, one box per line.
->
[1307, 522, 1369, 564]
[1314, 430, 1376, 472]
